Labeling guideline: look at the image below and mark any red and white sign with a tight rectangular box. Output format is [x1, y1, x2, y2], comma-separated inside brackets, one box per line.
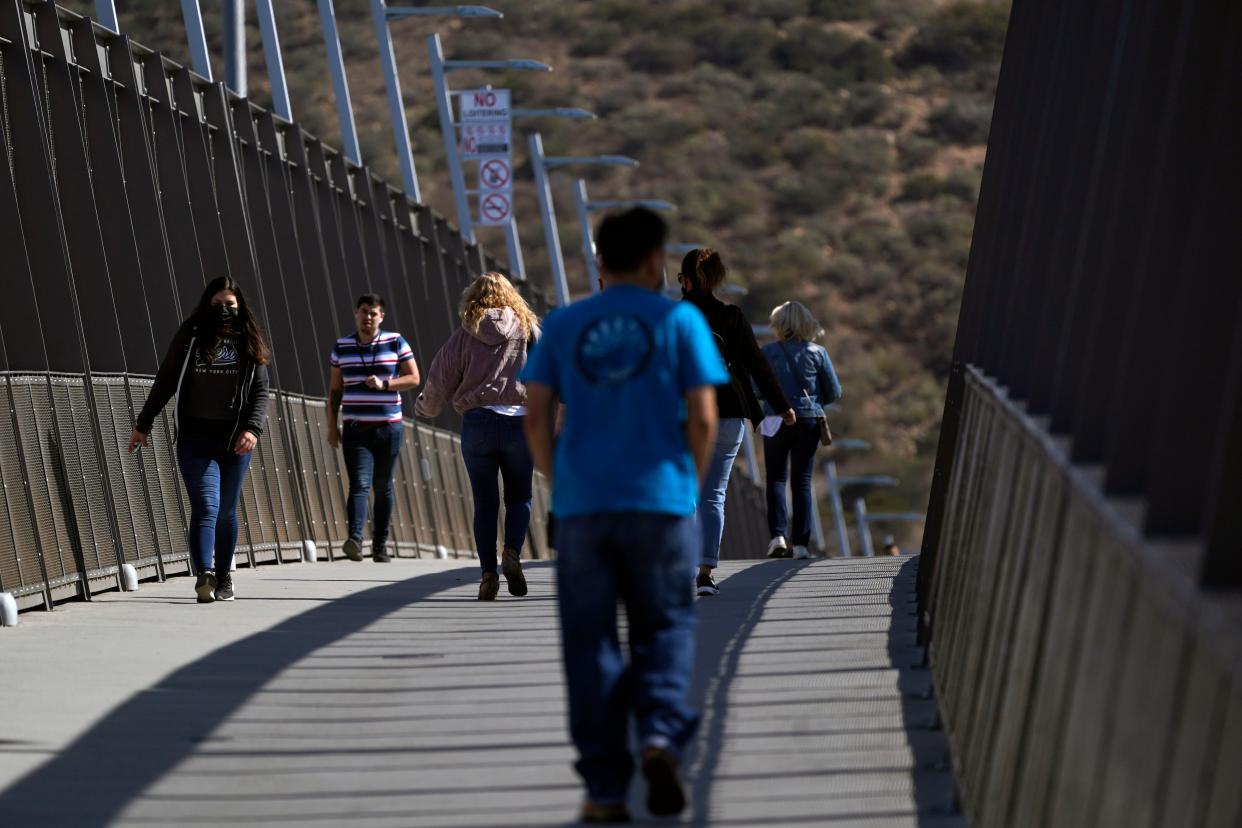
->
[478, 156, 512, 190]
[457, 88, 511, 123]
[459, 122, 511, 160]
[456, 89, 515, 227]
[478, 191, 512, 226]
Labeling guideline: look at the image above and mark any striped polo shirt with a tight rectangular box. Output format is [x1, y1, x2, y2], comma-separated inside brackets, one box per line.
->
[330, 330, 415, 423]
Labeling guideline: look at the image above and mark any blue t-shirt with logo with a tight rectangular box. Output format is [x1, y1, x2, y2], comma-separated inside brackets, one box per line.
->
[519, 284, 729, 518]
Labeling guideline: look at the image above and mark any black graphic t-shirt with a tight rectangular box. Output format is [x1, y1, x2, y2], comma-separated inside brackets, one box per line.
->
[180, 337, 242, 432]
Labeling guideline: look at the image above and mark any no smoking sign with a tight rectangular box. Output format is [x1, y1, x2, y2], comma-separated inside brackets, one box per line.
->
[478, 191, 512, 226]
[479, 157, 512, 190]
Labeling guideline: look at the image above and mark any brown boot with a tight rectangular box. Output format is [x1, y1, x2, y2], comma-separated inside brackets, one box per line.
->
[501, 547, 528, 597]
[478, 571, 499, 601]
[579, 800, 631, 823]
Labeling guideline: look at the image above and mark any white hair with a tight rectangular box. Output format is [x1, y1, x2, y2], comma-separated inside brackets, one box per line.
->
[769, 301, 824, 342]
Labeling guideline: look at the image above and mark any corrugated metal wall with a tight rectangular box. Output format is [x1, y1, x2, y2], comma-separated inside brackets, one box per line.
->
[920, 0, 1242, 823]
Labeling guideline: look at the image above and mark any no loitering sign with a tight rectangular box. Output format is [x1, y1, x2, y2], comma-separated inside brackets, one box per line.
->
[457, 88, 513, 226]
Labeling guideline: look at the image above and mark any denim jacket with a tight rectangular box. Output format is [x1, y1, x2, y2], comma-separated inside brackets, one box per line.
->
[760, 339, 842, 420]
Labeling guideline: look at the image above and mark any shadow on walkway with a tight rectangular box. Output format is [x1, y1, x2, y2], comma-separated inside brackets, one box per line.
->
[0, 566, 471, 825]
[683, 559, 810, 825]
[679, 556, 956, 826]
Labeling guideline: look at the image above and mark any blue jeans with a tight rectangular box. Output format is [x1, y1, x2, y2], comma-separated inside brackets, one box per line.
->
[556, 512, 700, 805]
[176, 434, 253, 576]
[341, 421, 403, 551]
[764, 420, 821, 547]
[460, 408, 534, 574]
[697, 417, 746, 568]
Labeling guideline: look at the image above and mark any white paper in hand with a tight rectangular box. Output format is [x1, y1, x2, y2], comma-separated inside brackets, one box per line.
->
[759, 415, 784, 438]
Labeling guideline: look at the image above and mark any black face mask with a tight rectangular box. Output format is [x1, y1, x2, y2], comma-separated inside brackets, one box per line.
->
[211, 304, 239, 329]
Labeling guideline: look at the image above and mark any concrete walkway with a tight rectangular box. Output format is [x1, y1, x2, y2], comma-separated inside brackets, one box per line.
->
[0, 555, 959, 827]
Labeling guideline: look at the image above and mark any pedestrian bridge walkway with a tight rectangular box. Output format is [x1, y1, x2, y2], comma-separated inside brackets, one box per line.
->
[0, 556, 958, 827]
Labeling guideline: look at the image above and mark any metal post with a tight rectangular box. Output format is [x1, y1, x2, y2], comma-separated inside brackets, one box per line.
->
[504, 217, 526, 281]
[825, 460, 851, 557]
[429, 34, 475, 243]
[854, 498, 875, 557]
[530, 132, 569, 305]
[94, 0, 119, 33]
[575, 179, 600, 290]
[372, 0, 421, 201]
[317, 0, 361, 165]
[180, 0, 213, 80]
[222, 0, 245, 96]
[255, 0, 293, 121]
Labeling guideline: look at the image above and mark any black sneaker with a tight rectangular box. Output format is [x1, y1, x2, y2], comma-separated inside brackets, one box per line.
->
[214, 572, 235, 602]
[371, 546, 391, 563]
[641, 747, 686, 817]
[194, 572, 216, 603]
[342, 537, 363, 561]
[696, 572, 720, 597]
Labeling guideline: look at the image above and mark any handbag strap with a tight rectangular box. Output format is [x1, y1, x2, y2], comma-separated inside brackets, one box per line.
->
[778, 341, 818, 411]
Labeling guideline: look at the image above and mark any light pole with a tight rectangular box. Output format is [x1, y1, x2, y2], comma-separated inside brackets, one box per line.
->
[371, 3, 503, 202]
[317, 0, 362, 165]
[858, 512, 926, 557]
[822, 439, 869, 557]
[429, 35, 551, 278]
[528, 149, 639, 305]
[836, 473, 899, 557]
[576, 185, 675, 292]
[506, 108, 598, 289]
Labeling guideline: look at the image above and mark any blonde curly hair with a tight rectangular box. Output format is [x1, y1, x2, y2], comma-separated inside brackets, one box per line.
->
[459, 272, 539, 339]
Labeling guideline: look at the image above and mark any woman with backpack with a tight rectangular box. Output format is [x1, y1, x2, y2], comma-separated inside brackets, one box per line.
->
[679, 249, 795, 596]
[128, 277, 272, 603]
[761, 301, 842, 560]
[416, 272, 539, 601]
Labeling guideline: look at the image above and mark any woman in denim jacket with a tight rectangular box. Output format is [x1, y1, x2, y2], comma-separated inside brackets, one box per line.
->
[761, 301, 842, 560]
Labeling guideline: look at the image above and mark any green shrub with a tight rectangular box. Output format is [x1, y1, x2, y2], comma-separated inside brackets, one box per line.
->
[772, 25, 895, 85]
[623, 39, 696, 73]
[810, 0, 878, 21]
[692, 19, 778, 72]
[570, 23, 624, 58]
[844, 83, 891, 126]
[899, 1, 1010, 73]
[898, 134, 940, 170]
[721, 0, 811, 23]
[926, 96, 993, 143]
[898, 170, 979, 203]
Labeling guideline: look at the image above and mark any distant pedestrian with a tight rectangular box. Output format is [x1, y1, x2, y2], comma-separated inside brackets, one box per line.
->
[761, 301, 842, 560]
[882, 535, 902, 556]
[522, 208, 728, 823]
[678, 248, 795, 597]
[416, 272, 538, 601]
[327, 294, 420, 563]
[128, 277, 271, 604]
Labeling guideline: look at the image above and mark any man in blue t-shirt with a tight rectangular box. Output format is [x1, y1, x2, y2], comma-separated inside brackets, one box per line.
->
[522, 208, 728, 823]
[327, 293, 420, 563]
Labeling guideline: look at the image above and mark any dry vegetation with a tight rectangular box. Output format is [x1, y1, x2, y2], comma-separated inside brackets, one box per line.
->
[76, 0, 1010, 544]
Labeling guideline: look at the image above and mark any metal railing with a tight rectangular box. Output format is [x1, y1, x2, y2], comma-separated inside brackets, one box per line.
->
[0, 1, 768, 614]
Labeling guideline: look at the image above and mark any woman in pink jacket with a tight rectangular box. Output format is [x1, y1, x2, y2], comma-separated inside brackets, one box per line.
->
[416, 273, 539, 601]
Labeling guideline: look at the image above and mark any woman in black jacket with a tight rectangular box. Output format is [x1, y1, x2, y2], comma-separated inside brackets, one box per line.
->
[679, 249, 795, 596]
[128, 277, 271, 604]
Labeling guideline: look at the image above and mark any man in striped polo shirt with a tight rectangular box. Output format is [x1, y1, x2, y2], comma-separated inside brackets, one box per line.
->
[327, 294, 421, 562]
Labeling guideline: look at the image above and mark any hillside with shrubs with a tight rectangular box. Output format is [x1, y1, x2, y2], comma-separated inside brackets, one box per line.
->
[75, 0, 1010, 547]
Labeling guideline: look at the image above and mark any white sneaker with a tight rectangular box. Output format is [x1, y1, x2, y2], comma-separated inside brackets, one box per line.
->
[766, 537, 789, 558]
[792, 546, 811, 560]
